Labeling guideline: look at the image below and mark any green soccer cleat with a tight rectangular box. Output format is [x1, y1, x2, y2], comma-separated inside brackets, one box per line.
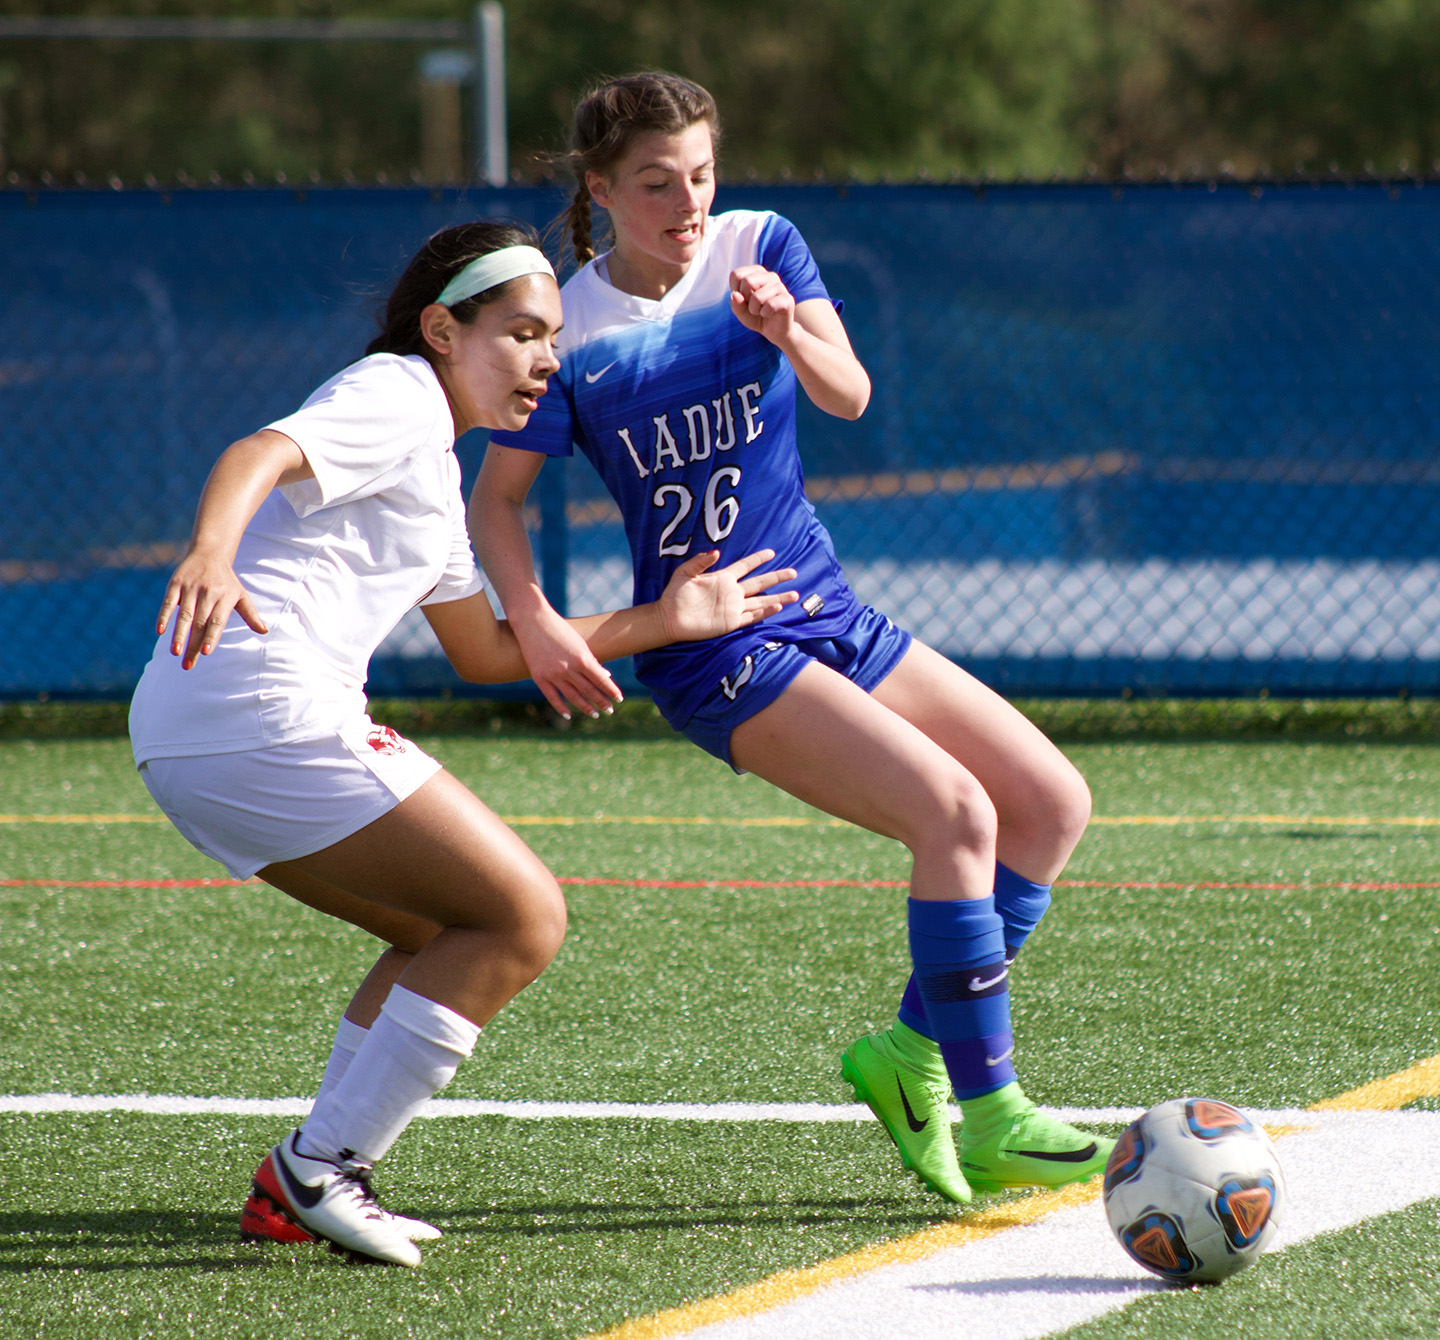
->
[841, 1027, 972, 1204]
[959, 1082, 1114, 1193]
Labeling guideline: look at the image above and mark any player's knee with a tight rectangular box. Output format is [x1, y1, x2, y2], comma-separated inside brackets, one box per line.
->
[909, 769, 998, 860]
[956, 779, 1000, 856]
[532, 887, 569, 969]
[1038, 760, 1092, 855]
[506, 882, 569, 982]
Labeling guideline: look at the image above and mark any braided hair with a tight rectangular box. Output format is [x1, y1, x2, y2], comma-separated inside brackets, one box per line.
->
[557, 72, 721, 268]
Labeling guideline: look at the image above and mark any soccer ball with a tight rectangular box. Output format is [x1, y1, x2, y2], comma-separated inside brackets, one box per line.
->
[1102, 1097, 1285, 1284]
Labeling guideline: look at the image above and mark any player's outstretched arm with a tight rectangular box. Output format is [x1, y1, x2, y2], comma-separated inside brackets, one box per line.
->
[470, 443, 626, 718]
[729, 266, 870, 420]
[156, 429, 313, 669]
[603, 547, 799, 649]
[424, 549, 797, 711]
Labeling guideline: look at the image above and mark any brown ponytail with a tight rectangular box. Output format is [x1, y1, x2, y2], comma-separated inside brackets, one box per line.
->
[366, 218, 543, 358]
[556, 71, 721, 269]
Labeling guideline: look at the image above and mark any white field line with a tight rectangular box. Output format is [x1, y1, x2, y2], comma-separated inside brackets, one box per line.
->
[6, 1094, 1436, 1340]
[0, 1094, 1331, 1126]
[668, 1110, 1440, 1340]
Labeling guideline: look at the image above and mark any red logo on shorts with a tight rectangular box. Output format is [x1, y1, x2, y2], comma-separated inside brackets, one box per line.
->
[366, 725, 406, 755]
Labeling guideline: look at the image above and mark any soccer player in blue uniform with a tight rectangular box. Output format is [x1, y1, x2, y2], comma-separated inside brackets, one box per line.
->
[472, 72, 1112, 1203]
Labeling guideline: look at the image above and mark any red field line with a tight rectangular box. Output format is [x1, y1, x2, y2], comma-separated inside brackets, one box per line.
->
[5, 876, 1440, 892]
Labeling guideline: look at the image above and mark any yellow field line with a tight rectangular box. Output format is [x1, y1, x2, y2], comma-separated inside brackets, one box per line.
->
[0, 813, 170, 824]
[1310, 1053, 1440, 1111]
[0, 813, 839, 828]
[3, 812, 1438, 828]
[505, 815, 841, 828]
[583, 1181, 1104, 1340]
[581, 1053, 1440, 1340]
[1091, 814, 1440, 828]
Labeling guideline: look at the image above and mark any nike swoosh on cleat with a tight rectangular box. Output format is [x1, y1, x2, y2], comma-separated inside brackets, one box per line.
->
[1010, 1142, 1100, 1163]
[584, 361, 618, 384]
[969, 969, 1008, 991]
[984, 1047, 1015, 1066]
[274, 1148, 327, 1211]
[896, 1077, 929, 1133]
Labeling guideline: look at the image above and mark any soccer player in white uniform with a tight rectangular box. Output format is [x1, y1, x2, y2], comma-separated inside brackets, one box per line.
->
[128, 219, 797, 1265]
[474, 74, 1113, 1205]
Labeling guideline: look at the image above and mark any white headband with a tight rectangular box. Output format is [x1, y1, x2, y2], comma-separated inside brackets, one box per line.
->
[434, 245, 556, 307]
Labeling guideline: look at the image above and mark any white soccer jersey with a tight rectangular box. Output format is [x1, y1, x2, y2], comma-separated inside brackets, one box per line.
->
[129, 353, 484, 763]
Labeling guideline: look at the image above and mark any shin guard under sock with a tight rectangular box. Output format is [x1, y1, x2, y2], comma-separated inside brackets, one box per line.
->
[907, 896, 1016, 1100]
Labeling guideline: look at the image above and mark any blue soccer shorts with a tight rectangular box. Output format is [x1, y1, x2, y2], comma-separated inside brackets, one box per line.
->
[673, 604, 913, 771]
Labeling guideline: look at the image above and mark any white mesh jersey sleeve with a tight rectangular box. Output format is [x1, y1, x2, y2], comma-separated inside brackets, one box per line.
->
[421, 452, 486, 607]
[268, 354, 450, 517]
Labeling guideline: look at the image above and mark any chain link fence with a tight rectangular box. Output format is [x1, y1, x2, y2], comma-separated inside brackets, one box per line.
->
[3, 181, 1438, 701]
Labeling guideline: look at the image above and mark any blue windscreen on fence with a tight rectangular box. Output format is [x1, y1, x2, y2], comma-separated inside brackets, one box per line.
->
[3, 180, 1438, 699]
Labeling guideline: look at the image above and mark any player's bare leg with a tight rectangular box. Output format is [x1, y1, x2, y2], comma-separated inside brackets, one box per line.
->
[732, 662, 995, 1202]
[870, 640, 1091, 884]
[240, 879, 444, 1248]
[732, 660, 1109, 1200]
[243, 770, 567, 1263]
[867, 643, 1110, 1189]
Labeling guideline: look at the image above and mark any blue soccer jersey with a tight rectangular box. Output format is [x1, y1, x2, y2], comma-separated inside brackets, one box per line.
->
[490, 209, 863, 726]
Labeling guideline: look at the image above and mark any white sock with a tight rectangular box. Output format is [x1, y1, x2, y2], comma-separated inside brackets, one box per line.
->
[299, 985, 480, 1165]
[310, 1016, 369, 1113]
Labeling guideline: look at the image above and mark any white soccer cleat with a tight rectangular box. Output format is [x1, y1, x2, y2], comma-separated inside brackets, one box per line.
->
[388, 1210, 443, 1241]
[266, 1130, 423, 1266]
[242, 1150, 442, 1244]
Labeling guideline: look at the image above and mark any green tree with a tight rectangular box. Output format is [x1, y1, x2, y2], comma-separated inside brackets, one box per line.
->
[1160, 0, 1440, 175]
[1, 0, 1436, 184]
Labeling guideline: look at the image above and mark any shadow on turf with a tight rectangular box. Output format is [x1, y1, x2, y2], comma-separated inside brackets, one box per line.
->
[0, 1211, 309, 1273]
[1281, 829, 1390, 841]
[0, 1196, 964, 1271]
[917, 1275, 1168, 1297]
[435, 1195, 960, 1238]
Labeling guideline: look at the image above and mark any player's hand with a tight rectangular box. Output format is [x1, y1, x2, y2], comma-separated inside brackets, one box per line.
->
[729, 266, 797, 346]
[657, 549, 798, 643]
[156, 546, 267, 670]
[514, 602, 625, 720]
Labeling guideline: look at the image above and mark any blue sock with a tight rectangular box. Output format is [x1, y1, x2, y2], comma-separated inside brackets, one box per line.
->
[897, 862, 1054, 1035]
[907, 896, 1016, 1099]
[897, 973, 931, 1037]
[993, 861, 1053, 964]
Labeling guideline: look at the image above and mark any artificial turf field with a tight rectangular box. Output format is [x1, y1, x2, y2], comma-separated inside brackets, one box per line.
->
[2, 718, 1438, 1339]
